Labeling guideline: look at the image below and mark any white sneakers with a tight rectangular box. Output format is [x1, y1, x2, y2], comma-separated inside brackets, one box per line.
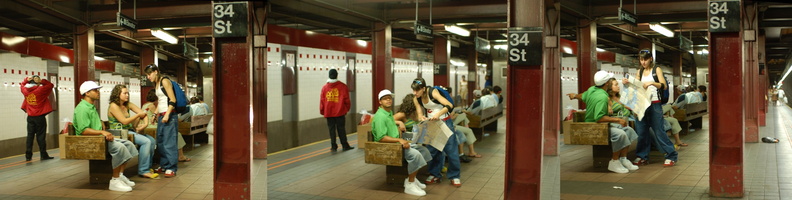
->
[405, 178, 426, 189]
[109, 174, 136, 192]
[404, 178, 426, 196]
[619, 157, 639, 171]
[109, 178, 132, 192]
[607, 160, 629, 174]
[118, 174, 136, 187]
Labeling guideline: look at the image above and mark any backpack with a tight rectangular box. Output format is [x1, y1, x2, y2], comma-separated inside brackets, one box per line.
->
[160, 77, 191, 115]
[418, 86, 456, 112]
[639, 66, 670, 104]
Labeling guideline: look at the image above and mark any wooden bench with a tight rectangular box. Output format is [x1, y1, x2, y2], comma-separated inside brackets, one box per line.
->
[178, 114, 214, 150]
[672, 102, 707, 134]
[363, 131, 410, 185]
[59, 124, 138, 184]
[466, 104, 504, 142]
[564, 111, 636, 168]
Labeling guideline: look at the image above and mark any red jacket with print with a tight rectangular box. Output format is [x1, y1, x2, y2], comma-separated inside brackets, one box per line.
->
[320, 81, 351, 118]
[20, 78, 54, 117]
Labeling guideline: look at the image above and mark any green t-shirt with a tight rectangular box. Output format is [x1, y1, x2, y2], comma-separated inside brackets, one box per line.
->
[73, 99, 103, 135]
[581, 86, 609, 123]
[371, 107, 399, 142]
[610, 100, 632, 118]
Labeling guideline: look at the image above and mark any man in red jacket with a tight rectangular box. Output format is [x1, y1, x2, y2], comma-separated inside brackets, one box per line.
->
[20, 75, 55, 161]
[320, 69, 353, 151]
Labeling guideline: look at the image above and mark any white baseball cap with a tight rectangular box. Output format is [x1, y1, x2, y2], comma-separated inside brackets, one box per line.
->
[473, 90, 482, 97]
[594, 71, 615, 87]
[378, 89, 393, 100]
[79, 81, 103, 95]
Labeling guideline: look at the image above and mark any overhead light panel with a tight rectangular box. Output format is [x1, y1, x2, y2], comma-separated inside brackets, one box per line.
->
[445, 25, 470, 37]
[151, 28, 178, 44]
[649, 23, 674, 38]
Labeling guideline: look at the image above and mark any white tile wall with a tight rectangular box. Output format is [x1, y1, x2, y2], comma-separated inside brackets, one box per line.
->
[451, 61, 469, 98]
[267, 44, 283, 122]
[296, 47, 347, 121]
[129, 78, 141, 109]
[393, 58, 418, 107]
[57, 66, 75, 132]
[421, 61, 434, 87]
[0, 53, 49, 140]
[355, 54, 373, 112]
[561, 57, 580, 111]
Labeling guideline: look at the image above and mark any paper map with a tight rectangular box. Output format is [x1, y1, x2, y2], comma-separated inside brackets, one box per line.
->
[412, 120, 454, 151]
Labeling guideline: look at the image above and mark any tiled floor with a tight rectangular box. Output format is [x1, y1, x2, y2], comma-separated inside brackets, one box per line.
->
[3, 103, 792, 200]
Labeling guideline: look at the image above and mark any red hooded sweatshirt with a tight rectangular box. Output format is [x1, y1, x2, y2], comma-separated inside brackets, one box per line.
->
[20, 78, 54, 117]
[320, 80, 351, 118]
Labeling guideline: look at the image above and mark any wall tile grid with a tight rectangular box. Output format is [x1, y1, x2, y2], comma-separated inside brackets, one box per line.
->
[393, 58, 418, 106]
[561, 57, 580, 111]
[267, 44, 283, 122]
[296, 47, 347, 121]
[355, 54, 373, 112]
[421, 61, 434, 87]
[0, 53, 49, 140]
[129, 78, 141, 109]
[57, 66, 75, 132]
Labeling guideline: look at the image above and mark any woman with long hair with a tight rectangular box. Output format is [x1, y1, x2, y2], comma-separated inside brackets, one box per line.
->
[107, 85, 159, 179]
[411, 77, 462, 187]
[623, 49, 678, 167]
[144, 64, 180, 177]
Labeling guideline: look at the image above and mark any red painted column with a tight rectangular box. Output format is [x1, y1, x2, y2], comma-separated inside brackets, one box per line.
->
[372, 22, 393, 110]
[576, 19, 596, 109]
[466, 47, 478, 106]
[73, 25, 95, 106]
[709, 18, 744, 199]
[140, 47, 155, 106]
[253, 3, 267, 159]
[505, 0, 543, 198]
[213, 2, 252, 199]
[434, 37, 450, 87]
[744, 3, 759, 142]
[544, 6, 561, 156]
[672, 53, 683, 86]
[176, 60, 188, 86]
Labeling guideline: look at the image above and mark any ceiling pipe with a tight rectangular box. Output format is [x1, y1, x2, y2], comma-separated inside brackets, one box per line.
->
[606, 24, 683, 53]
[14, 0, 89, 25]
[311, 0, 386, 23]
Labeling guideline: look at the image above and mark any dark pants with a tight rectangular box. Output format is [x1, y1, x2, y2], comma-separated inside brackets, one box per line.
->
[326, 116, 351, 149]
[26, 115, 49, 159]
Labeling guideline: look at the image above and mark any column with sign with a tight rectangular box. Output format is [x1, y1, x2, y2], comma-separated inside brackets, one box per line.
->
[707, 0, 744, 197]
[212, 1, 252, 199]
[507, 27, 543, 66]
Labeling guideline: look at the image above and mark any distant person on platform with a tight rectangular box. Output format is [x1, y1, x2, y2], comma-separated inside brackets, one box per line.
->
[20, 75, 54, 161]
[320, 69, 353, 151]
[484, 75, 493, 88]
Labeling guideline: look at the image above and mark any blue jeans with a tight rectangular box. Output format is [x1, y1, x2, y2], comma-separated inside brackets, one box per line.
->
[635, 103, 678, 161]
[157, 113, 179, 172]
[130, 131, 156, 175]
[427, 118, 461, 180]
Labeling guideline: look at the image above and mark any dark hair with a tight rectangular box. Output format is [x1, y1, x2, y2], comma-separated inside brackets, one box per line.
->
[445, 86, 453, 95]
[398, 94, 417, 117]
[638, 49, 652, 60]
[329, 69, 338, 79]
[190, 96, 200, 104]
[698, 85, 707, 92]
[144, 64, 159, 75]
[411, 78, 426, 91]
[109, 85, 129, 107]
[482, 88, 490, 95]
[602, 78, 617, 94]
[493, 86, 502, 93]
[146, 89, 157, 102]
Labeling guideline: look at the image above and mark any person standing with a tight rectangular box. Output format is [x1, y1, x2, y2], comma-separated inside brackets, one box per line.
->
[144, 64, 179, 177]
[411, 77, 463, 187]
[320, 69, 353, 151]
[458, 75, 468, 108]
[20, 75, 54, 161]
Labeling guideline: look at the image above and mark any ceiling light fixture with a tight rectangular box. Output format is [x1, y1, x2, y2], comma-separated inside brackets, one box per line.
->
[151, 28, 178, 44]
[649, 23, 674, 38]
[445, 25, 470, 37]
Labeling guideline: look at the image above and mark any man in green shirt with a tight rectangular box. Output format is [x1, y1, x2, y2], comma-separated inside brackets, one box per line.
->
[580, 71, 638, 174]
[371, 89, 431, 197]
[73, 81, 139, 192]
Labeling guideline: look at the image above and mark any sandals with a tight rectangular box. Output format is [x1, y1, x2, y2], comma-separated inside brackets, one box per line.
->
[468, 154, 483, 158]
[678, 143, 689, 147]
[139, 172, 160, 179]
[178, 157, 192, 162]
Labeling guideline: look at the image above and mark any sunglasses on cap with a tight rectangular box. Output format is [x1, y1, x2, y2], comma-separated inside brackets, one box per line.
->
[640, 50, 651, 53]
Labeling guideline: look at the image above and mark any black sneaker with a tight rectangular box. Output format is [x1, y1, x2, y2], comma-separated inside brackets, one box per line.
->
[460, 155, 472, 163]
[342, 147, 355, 151]
[41, 156, 54, 160]
[330, 148, 338, 152]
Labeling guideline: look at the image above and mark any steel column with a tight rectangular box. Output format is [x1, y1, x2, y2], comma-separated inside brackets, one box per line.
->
[744, 3, 759, 142]
[372, 22, 393, 110]
[544, 6, 561, 156]
[213, 2, 252, 199]
[434, 37, 450, 87]
[709, 26, 744, 199]
[253, 3, 268, 159]
[505, 0, 543, 198]
[73, 25, 95, 106]
[576, 18, 596, 109]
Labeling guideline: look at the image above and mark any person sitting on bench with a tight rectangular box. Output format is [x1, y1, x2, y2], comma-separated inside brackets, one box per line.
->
[372, 90, 431, 197]
[73, 81, 139, 192]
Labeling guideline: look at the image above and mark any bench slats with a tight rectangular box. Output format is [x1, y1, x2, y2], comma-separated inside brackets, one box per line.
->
[567, 123, 610, 145]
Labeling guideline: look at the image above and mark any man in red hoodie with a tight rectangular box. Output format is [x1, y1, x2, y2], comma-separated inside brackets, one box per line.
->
[320, 69, 353, 151]
[20, 75, 55, 161]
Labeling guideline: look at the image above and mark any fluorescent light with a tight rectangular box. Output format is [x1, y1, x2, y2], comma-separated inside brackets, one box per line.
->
[689, 50, 694, 54]
[494, 45, 507, 50]
[702, 49, 709, 54]
[445, 25, 470, 37]
[596, 48, 605, 52]
[357, 40, 367, 47]
[151, 28, 178, 44]
[94, 56, 105, 61]
[780, 65, 792, 86]
[649, 23, 674, 38]
[563, 47, 573, 54]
